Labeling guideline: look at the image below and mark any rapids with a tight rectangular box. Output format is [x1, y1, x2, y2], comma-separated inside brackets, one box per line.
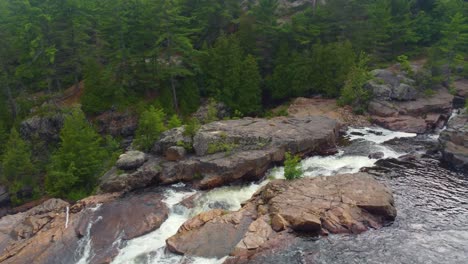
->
[75, 126, 468, 264]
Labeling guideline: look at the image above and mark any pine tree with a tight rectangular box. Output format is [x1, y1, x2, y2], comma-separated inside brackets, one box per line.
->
[134, 106, 167, 152]
[1, 128, 35, 204]
[168, 114, 182, 129]
[46, 109, 107, 200]
[238, 55, 262, 114]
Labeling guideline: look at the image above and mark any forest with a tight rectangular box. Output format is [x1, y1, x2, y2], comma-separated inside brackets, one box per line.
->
[0, 0, 467, 204]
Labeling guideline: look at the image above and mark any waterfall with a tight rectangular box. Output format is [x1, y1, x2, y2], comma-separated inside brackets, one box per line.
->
[75, 204, 103, 264]
[65, 206, 69, 229]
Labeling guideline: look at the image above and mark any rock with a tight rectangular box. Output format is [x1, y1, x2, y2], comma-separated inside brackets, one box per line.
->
[166, 173, 396, 259]
[192, 99, 230, 123]
[367, 69, 418, 101]
[439, 109, 468, 171]
[94, 110, 138, 138]
[116, 151, 147, 170]
[99, 157, 161, 193]
[0, 192, 167, 264]
[393, 83, 418, 101]
[76, 192, 169, 264]
[285, 97, 372, 127]
[152, 127, 193, 155]
[166, 146, 186, 161]
[20, 114, 64, 143]
[369, 88, 454, 133]
[368, 152, 385, 159]
[0, 186, 9, 206]
[156, 116, 340, 189]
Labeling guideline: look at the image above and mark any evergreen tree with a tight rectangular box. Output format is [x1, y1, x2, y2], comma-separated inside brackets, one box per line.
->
[238, 55, 262, 114]
[134, 106, 167, 152]
[1, 128, 35, 205]
[168, 114, 182, 129]
[46, 109, 107, 200]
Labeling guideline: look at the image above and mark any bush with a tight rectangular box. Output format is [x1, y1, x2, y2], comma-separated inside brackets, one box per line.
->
[338, 52, 372, 111]
[168, 114, 182, 129]
[134, 106, 167, 152]
[183, 118, 201, 138]
[284, 152, 303, 180]
[397, 55, 413, 76]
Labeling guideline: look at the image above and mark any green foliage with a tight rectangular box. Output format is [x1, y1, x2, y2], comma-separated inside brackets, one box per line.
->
[1, 128, 36, 205]
[168, 114, 182, 129]
[183, 118, 201, 138]
[397, 55, 414, 76]
[338, 52, 372, 112]
[207, 141, 238, 155]
[134, 106, 167, 152]
[284, 152, 302, 181]
[45, 109, 109, 200]
[206, 98, 219, 123]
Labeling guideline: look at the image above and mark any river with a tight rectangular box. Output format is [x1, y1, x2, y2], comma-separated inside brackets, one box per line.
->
[76, 126, 468, 264]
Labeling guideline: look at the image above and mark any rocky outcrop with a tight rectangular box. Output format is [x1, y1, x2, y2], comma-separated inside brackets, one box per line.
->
[101, 116, 340, 192]
[166, 173, 396, 259]
[20, 114, 64, 143]
[365, 69, 454, 133]
[0, 191, 168, 264]
[287, 97, 371, 127]
[94, 110, 138, 138]
[439, 109, 468, 171]
[369, 88, 453, 133]
[192, 99, 230, 123]
[453, 79, 468, 109]
[366, 69, 417, 101]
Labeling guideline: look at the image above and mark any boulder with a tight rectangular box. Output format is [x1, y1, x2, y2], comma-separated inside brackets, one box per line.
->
[165, 146, 186, 161]
[192, 99, 231, 123]
[116, 151, 147, 170]
[99, 157, 161, 193]
[439, 110, 468, 171]
[166, 173, 396, 259]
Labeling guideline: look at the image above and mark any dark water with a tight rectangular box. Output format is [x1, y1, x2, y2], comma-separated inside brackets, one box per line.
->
[247, 135, 468, 264]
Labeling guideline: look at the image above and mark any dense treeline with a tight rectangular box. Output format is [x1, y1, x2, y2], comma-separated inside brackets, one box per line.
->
[0, 0, 467, 203]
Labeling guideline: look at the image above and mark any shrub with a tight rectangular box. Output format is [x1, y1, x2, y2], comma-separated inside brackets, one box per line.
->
[134, 106, 167, 152]
[183, 118, 201, 138]
[338, 52, 372, 111]
[284, 152, 303, 180]
[397, 55, 413, 76]
[168, 114, 182, 129]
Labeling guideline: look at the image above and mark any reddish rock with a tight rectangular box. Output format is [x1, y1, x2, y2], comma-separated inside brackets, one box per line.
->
[166, 173, 396, 259]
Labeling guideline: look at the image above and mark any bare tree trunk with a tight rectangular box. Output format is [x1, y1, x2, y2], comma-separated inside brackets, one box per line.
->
[170, 75, 179, 114]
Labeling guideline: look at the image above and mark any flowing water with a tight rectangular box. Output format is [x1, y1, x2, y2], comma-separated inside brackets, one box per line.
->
[77, 126, 468, 264]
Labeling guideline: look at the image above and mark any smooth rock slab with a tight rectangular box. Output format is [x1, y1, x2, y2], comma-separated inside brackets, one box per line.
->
[166, 173, 396, 259]
[116, 151, 147, 170]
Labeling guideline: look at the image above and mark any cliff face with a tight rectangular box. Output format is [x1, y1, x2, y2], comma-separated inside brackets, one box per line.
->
[439, 109, 468, 171]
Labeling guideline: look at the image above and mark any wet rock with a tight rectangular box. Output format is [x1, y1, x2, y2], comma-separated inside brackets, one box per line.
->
[165, 146, 186, 161]
[99, 157, 161, 193]
[76, 192, 169, 264]
[439, 109, 468, 171]
[116, 151, 147, 170]
[166, 173, 396, 259]
[368, 152, 385, 159]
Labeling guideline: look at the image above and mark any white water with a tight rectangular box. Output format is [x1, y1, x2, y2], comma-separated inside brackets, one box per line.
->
[102, 127, 416, 264]
[65, 206, 69, 229]
[76, 204, 103, 264]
